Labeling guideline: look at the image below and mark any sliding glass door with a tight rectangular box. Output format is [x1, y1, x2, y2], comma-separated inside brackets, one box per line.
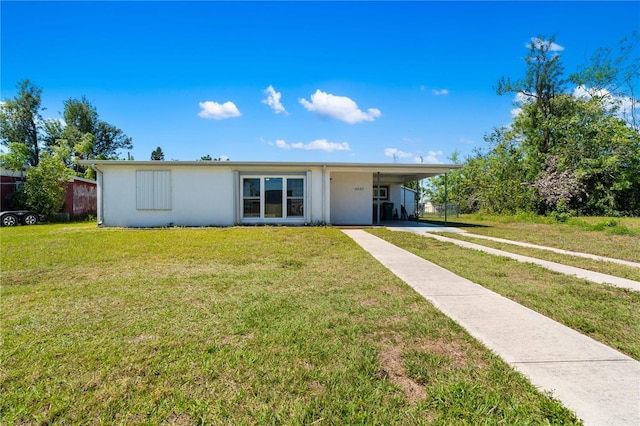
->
[241, 175, 305, 222]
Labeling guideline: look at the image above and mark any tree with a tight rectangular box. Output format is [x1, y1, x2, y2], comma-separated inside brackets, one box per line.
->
[483, 34, 640, 216]
[512, 91, 640, 215]
[531, 155, 585, 212]
[497, 35, 565, 157]
[44, 118, 95, 176]
[570, 31, 639, 131]
[424, 151, 461, 205]
[198, 154, 231, 161]
[60, 97, 132, 159]
[479, 129, 537, 213]
[0, 80, 44, 166]
[559, 96, 640, 215]
[151, 147, 164, 161]
[22, 147, 73, 216]
[0, 142, 31, 171]
[93, 120, 132, 159]
[44, 96, 132, 175]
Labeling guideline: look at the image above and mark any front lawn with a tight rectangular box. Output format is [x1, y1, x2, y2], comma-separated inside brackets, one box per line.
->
[1, 224, 579, 424]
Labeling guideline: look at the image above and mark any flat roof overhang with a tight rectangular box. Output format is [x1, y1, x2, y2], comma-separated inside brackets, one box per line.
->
[80, 160, 461, 181]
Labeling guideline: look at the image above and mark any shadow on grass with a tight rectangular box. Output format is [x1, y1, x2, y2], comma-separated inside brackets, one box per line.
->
[418, 218, 489, 228]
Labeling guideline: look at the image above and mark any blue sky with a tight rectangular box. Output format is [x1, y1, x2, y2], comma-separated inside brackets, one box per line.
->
[2, 1, 639, 163]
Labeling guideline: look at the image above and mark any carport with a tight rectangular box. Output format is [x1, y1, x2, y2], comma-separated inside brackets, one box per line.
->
[327, 163, 461, 226]
[369, 164, 460, 225]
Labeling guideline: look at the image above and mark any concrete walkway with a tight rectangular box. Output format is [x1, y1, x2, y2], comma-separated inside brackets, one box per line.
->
[453, 232, 640, 269]
[343, 229, 640, 426]
[390, 228, 640, 292]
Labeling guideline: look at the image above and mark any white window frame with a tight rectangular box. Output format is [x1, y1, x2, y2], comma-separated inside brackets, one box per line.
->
[240, 174, 306, 223]
[286, 177, 305, 219]
[241, 177, 262, 218]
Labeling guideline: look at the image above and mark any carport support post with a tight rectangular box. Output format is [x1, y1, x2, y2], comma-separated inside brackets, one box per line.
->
[376, 172, 381, 225]
[444, 172, 448, 226]
[415, 179, 419, 222]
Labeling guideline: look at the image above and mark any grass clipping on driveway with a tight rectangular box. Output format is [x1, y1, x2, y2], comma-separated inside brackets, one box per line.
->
[1, 225, 579, 424]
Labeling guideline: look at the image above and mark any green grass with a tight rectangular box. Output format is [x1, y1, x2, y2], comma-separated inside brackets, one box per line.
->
[420, 214, 640, 262]
[369, 229, 640, 362]
[440, 233, 640, 282]
[0, 223, 580, 424]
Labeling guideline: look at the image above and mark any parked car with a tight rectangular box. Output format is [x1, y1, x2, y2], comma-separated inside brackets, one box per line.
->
[0, 210, 41, 226]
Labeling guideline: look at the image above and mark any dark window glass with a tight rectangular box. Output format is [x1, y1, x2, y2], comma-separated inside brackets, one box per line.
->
[264, 178, 283, 218]
[243, 178, 260, 197]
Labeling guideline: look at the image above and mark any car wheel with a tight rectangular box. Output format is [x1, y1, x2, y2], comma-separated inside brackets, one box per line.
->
[1, 214, 18, 227]
[22, 213, 39, 225]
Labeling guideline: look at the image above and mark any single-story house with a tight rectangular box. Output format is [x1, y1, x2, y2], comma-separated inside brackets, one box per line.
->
[79, 160, 460, 227]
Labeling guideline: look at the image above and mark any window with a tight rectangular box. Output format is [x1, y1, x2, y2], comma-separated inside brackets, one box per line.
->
[265, 177, 283, 218]
[241, 175, 305, 221]
[373, 185, 389, 200]
[137, 170, 171, 210]
[287, 178, 304, 217]
[243, 178, 261, 217]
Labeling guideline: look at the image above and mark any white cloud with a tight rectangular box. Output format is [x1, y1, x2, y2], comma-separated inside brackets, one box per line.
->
[512, 85, 637, 120]
[299, 90, 381, 124]
[510, 92, 530, 117]
[384, 148, 413, 159]
[573, 85, 636, 120]
[275, 138, 350, 152]
[514, 92, 530, 104]
[573, 85, 600, 99]
[262, 85, 286, 114]
[432, 89, 449, 96]
[40, 117, 66, 128]
[198, 101, 241, 120]
[528, 37, 564, 52]
[459, 137, 475, 144]
[510, 84, 638, 124]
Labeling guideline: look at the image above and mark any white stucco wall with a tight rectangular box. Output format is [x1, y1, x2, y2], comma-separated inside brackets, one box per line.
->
[308, 168, 329, 224]
[100, 165, 234, 227]
[329, 172, 373, 225]
[98, 164, 331, 227]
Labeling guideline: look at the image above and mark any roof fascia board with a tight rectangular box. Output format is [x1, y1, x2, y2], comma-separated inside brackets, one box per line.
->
[78, 160, 462, 172]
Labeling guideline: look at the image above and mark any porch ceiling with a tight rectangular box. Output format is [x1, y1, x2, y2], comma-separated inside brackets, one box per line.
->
[374, 171, 436, 184]
[367, 163, 462, 184]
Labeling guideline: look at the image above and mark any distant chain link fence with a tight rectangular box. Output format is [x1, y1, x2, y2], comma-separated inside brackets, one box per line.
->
[421, 203, 459, 218]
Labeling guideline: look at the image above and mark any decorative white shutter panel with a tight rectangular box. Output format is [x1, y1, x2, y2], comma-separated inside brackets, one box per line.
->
[136, 170, 171, 210]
